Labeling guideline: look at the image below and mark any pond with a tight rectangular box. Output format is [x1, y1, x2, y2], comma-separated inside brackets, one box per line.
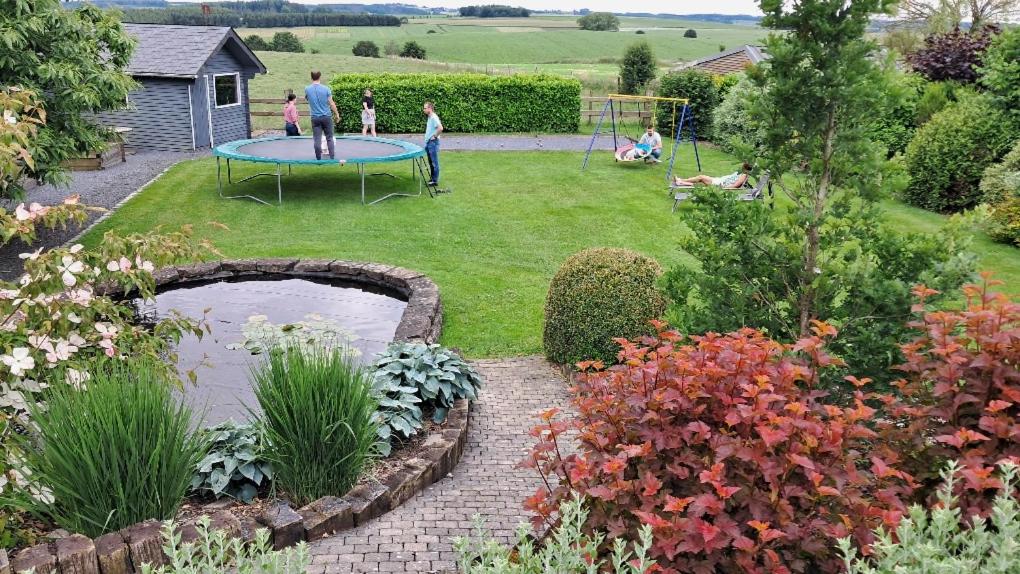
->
[135, 275, 407, 424]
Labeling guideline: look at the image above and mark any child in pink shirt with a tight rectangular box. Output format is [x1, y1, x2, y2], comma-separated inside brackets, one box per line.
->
[283, 93, 301, 136]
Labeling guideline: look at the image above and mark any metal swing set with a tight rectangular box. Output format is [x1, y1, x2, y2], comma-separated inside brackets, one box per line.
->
[581, 94, 701, 183]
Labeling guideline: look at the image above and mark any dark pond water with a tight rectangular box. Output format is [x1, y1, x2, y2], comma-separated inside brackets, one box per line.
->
[135, 275, 407, 425]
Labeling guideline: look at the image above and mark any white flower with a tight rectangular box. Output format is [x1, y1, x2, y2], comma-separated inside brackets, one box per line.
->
[69, 244, 83, 254]
[45, 339, 76, 363]
[0, 289, 19, 300]
[68, 332, 86, 347]
[95, 323, 118, 338]
[135, 257, 154, 272]
[1, 348, 35, 376]
[67, 288, 93, 306]
[18, 248, 41, 261]
[57, 256, 85, 287]
[106, 257, 132, 273]
[3, 110, 16, 125]
[67, 312, 82, 324]
[14, 204, 30, 221]
[65, 368, 90, 390]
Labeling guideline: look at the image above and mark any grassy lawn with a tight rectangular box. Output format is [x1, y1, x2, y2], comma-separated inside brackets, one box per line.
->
[83, 147, 725, 357]
[84, 146, 1018, 358]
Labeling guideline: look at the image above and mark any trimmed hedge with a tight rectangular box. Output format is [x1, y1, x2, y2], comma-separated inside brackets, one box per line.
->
[656, 69, 719, 141]
[543, 248, 667, 365]
[983, 141, 1020, 246]
[329, 73, 581, 134]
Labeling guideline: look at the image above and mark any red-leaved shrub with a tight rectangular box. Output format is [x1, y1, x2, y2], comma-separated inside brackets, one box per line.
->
[523, 322, 915, 574]
[887, 275, 1020, 517]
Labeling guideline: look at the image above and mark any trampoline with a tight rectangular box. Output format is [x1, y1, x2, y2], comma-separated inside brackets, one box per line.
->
[213, 135, 427, 206]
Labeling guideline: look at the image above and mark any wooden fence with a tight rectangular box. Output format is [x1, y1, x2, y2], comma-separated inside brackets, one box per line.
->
[250, 90, 654, 127]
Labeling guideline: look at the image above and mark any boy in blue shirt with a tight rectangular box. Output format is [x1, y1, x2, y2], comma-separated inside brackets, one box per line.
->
[423, 101, 443, 186]
[304, 71, 340, 160]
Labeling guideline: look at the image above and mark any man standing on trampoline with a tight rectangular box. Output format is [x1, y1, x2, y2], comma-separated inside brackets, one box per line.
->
[305, 71, 340, 160]
[423, 101, 443, 186]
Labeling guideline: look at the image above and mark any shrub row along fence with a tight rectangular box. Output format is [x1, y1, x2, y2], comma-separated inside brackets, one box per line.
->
[250, 86, 654, 133]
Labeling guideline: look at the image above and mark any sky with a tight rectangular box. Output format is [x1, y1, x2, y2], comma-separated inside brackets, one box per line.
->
[276, 0, 764, 15]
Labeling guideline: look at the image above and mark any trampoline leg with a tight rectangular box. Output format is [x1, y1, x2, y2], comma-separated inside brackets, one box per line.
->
[277, 163, 282, 205]
[361, 164, 366, 205]
[216, 156, 222, 196]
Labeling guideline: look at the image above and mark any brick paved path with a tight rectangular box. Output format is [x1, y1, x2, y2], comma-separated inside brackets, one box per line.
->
[307, 356, 572, 573]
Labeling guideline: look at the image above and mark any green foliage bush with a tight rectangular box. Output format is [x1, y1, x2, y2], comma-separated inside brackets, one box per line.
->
[712, 75, 765, 155]
[543, 248, 666, 365]
[453, 496, 655, 574]
[352, 40, 380, 58]
[577, 12, 619, 31]
[400, 40, 426, 59]
[866, 70, 924, 157]
[383, 40, 400, 56]
[980, 26, 1020, 123]
[839, 461, 1020, 574]
[983, 141, 1020, 245]
[251, 347, 377, 506]
[665, 188, 974, 390]
[656, 69, 719, 141]
[244, 34, 271, 51]
[683, 28, 697, 38]
[270, 31, 304, 53]
[19, 360, 203, 537]
[902, 95, 1014, 212]
[140, 517, 309, 574]
[914, 80, 958, 125]
[189, 421, 273, 503]
[329, 73, 581, 133]
[619, 41, 656, 95]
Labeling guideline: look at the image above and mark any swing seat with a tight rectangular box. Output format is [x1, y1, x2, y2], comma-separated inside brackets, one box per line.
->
[615, 142, 652, 162]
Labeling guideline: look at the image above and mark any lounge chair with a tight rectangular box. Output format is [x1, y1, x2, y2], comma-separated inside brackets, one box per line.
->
[671, 173, 772, 213]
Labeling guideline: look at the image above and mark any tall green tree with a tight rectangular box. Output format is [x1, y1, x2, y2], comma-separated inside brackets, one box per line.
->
[577, 12, 619, 31]
[619, 42, 656, 95]
[750, 0, 900, 337]
[0, 0, 136, 199]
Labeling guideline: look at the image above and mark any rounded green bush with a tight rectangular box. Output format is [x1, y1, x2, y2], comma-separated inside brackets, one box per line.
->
[902, 95, 1014, 212]
[543, 248, 667, 365]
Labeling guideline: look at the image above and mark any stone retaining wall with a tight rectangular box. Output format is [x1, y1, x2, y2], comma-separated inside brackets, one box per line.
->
[3, 259, 455, 574]
[3, 400, 470, 574]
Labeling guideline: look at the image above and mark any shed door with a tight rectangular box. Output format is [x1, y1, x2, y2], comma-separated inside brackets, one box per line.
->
[192, 75, 212, 149]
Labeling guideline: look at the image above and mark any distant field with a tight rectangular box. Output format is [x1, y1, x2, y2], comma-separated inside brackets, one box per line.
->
[239, 16, 765, 65]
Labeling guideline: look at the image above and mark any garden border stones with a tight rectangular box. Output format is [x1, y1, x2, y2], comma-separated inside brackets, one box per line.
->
[8, 260, 459, 573]
[7, 399, 471, 573]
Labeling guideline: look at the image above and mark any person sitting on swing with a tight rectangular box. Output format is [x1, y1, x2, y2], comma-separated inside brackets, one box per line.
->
[674, 163, 752, 188]
[637, 124, 662, 163]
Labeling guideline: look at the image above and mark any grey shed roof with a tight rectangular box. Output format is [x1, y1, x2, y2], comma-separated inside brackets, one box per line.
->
[122, 23, 267, 79]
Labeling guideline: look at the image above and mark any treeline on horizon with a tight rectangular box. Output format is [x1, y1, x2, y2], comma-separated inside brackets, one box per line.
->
[121, 7, 399, 26]
[457, 5, 531, 17]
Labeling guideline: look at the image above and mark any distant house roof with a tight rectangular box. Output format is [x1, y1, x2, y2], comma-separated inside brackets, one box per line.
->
[122, 23, 266, 79]
[677, 45, 768, 75]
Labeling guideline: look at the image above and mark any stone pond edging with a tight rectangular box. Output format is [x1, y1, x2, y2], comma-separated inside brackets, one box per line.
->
[3, 399, 471, 574]
[4, 259, 458, 574]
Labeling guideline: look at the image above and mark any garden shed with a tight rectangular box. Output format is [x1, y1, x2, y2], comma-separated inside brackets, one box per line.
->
[98, 24, 266, 151]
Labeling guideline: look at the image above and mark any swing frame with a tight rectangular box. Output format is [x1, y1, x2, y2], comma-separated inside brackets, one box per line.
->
[581, 93, 702, 184]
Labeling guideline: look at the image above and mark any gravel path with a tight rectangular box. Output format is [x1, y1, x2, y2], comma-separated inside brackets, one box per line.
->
[307, 357, 574, 573]
[0, 150, 207, 281]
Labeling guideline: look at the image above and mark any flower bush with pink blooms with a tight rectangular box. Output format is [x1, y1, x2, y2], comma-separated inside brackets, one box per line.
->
[0, 87, 214, 549]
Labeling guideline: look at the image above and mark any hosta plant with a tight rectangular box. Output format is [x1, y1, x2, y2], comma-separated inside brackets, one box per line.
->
[524, 322, 914, 574]
[190, 421, 273, 503]
[454, 495, 656, 574]
[372, 343, 482, 423]
[884, 276, 1020, 517]
[839, 461, 1020, 574]
[140, 516, 310, 574]
[370, 374, 424, 457]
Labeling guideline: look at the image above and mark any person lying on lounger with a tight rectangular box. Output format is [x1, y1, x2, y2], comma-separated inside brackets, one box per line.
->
[674, 163, 752, 189]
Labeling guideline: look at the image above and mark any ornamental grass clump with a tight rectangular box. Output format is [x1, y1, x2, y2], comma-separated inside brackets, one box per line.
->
[525, 322, 915, 574]
[543, 248, 666, 365]
[250, 346, 377, 506]
[19, 359, 204, 538]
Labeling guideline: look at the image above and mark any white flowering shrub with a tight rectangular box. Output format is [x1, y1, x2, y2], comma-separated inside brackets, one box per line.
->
[839, 460, 1020, 574]
[1, 86, 214, 548]
[453, 495, 656, 574]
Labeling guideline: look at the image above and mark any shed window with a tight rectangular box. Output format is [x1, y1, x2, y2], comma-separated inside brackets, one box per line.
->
[214, 73, 239, 108]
